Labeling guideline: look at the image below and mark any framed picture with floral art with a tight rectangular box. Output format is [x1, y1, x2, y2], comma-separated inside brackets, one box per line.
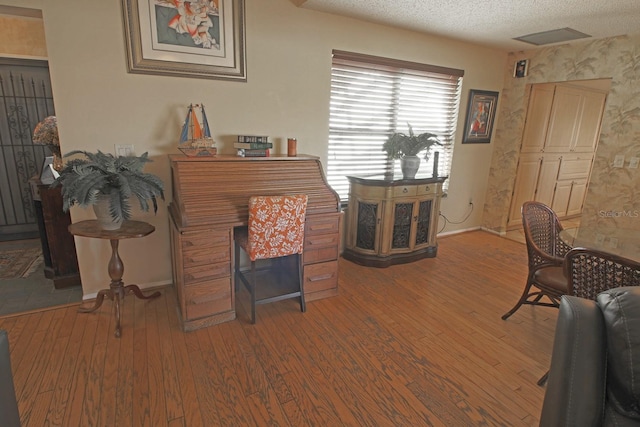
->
[462, 89, 499, 144]
[122, 0, 246, 81]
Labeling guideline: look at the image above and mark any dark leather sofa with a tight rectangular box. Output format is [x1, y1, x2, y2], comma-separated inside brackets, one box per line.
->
[0, 329, 20, 426]
[539, 286, 640, 426]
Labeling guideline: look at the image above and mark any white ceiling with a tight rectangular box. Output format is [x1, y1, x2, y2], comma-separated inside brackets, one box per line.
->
[297, 0, 640, 51]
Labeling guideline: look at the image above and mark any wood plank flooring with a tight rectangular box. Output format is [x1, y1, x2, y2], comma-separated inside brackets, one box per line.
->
[0, 230, 558, 426]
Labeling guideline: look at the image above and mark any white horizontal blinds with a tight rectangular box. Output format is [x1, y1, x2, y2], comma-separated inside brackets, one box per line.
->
[327, 50, 463, 202]
[328, 58, 396, 200]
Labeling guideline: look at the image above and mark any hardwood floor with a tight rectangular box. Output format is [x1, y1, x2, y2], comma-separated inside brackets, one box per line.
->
[0, 230, 557, 426]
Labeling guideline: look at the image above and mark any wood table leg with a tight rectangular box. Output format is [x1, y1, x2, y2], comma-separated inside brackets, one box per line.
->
[78, 288, 113, 313]
[72, 223, 160, 338]
[78, 238, 160, 337]
[114, 291, 122, 338]
[124, 284, 161, 300]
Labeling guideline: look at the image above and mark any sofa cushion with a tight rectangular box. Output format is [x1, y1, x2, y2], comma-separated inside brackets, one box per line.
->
[598, 286, 640, 421]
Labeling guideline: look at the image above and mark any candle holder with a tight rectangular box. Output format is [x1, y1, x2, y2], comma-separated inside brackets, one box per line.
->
[287, 138, 297, 157]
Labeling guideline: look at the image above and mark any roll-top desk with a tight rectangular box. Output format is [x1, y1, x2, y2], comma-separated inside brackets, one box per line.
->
[169, 154, 341, 331]
[344, 174, 447, 268]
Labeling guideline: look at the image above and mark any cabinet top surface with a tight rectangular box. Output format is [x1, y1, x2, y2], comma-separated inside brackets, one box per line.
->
[347, 174, 448, 186]
[169, 154, 319, 162]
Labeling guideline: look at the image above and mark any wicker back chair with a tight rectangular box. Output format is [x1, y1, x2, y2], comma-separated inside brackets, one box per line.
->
[502, 201, 572, 320]
[565, 248, 640, 300]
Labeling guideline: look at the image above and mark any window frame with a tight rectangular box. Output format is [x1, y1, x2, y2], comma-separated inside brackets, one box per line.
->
[327, 50, 464, 205]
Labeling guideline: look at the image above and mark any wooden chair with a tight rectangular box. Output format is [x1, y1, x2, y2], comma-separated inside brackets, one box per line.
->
[234, 195, 308, 324]
[565, 247, 640, 299]
[502, 201, 572, 320]
[538, 248, 640, 386]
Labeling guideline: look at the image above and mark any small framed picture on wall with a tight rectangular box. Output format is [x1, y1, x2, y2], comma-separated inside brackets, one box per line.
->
[462, 89, 499, 144]
[513, 59, 528, 78]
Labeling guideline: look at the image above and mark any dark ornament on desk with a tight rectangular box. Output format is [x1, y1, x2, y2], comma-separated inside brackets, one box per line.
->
[178, 103, 217, 157]
[51, 150, 165, 230]
[382, 123, 442, 179]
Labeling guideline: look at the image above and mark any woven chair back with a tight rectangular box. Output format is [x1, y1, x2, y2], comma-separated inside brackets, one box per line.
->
[522, 201, 571, 269]
[565, 248, 640, 300]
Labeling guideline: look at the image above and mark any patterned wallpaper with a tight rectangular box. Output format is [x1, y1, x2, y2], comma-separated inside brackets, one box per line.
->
[483, 34, 640, 233]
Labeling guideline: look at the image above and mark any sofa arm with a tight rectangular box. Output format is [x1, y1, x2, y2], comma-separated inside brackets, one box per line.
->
[539, 295, 607, 427]
[0, 330, 20, 427]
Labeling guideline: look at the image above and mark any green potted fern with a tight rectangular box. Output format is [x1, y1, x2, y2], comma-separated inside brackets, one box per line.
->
[382, 124, 442, 179]
[51, 150, 165, 230]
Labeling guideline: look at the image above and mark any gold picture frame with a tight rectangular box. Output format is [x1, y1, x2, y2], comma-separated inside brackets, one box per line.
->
[122, 0, 246, 81]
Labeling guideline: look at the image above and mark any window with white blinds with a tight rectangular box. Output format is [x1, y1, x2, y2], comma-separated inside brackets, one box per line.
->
[327, 50, 464, 203]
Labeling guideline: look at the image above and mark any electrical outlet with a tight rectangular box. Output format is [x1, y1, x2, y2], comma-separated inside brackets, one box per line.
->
[629, 157, 639, 169]
[115, 144, 134, 157]
[609, 237, 619, 249]
[614, 154, 625, 168]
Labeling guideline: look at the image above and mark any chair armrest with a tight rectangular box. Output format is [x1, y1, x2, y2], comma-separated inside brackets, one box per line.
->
[539, 296, 606, 427]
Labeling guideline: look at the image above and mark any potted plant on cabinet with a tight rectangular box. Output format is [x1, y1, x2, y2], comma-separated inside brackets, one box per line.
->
[382, 124, 442, 179]
[51, 150, 165, 230]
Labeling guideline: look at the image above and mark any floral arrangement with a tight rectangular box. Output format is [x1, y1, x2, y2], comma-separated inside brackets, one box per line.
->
[32, 116, 63, 170]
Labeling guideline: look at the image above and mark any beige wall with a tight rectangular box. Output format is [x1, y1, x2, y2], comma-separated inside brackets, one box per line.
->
[483, 35, 640, 233]
[1, 0, 506, 297]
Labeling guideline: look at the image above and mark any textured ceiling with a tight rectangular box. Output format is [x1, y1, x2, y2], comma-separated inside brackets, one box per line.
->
[297, 0, 640, 51]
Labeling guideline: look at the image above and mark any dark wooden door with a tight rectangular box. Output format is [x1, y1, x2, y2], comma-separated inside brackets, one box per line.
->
[0, 58, 55, 241]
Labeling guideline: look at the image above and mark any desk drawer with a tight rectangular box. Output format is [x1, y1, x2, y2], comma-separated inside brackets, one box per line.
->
[183, 246, 230, 268]
[181, 229, 230, 249]
[304, 245, 339, 265]
[306, 214, 340, 235]
[184, 261, 230, 284]
[184, 278, 232, 320]
[304, 260, 338, 293]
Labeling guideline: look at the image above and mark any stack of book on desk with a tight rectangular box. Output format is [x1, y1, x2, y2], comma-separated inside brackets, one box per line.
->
[235, 135, 272, 157]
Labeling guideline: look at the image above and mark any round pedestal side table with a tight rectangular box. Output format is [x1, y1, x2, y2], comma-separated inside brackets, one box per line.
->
[69, 220, 161, 337]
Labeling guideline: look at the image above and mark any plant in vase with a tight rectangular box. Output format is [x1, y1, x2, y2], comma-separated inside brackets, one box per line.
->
[51, 150, 165, 230]
[382, 124, 442, 179]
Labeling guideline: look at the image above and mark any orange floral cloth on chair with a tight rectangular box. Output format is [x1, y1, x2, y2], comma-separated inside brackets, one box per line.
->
[242, 195, 308, 261]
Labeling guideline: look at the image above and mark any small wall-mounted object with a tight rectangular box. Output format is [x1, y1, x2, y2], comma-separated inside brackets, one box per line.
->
[614, 154, 625, 168]
[513, 59, 528, 78]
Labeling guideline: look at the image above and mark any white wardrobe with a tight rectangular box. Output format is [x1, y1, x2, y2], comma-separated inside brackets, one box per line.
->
[508, 80, 610, 228]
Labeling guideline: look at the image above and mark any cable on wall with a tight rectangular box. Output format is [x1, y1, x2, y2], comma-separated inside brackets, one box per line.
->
[439, 202, 474, 233]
